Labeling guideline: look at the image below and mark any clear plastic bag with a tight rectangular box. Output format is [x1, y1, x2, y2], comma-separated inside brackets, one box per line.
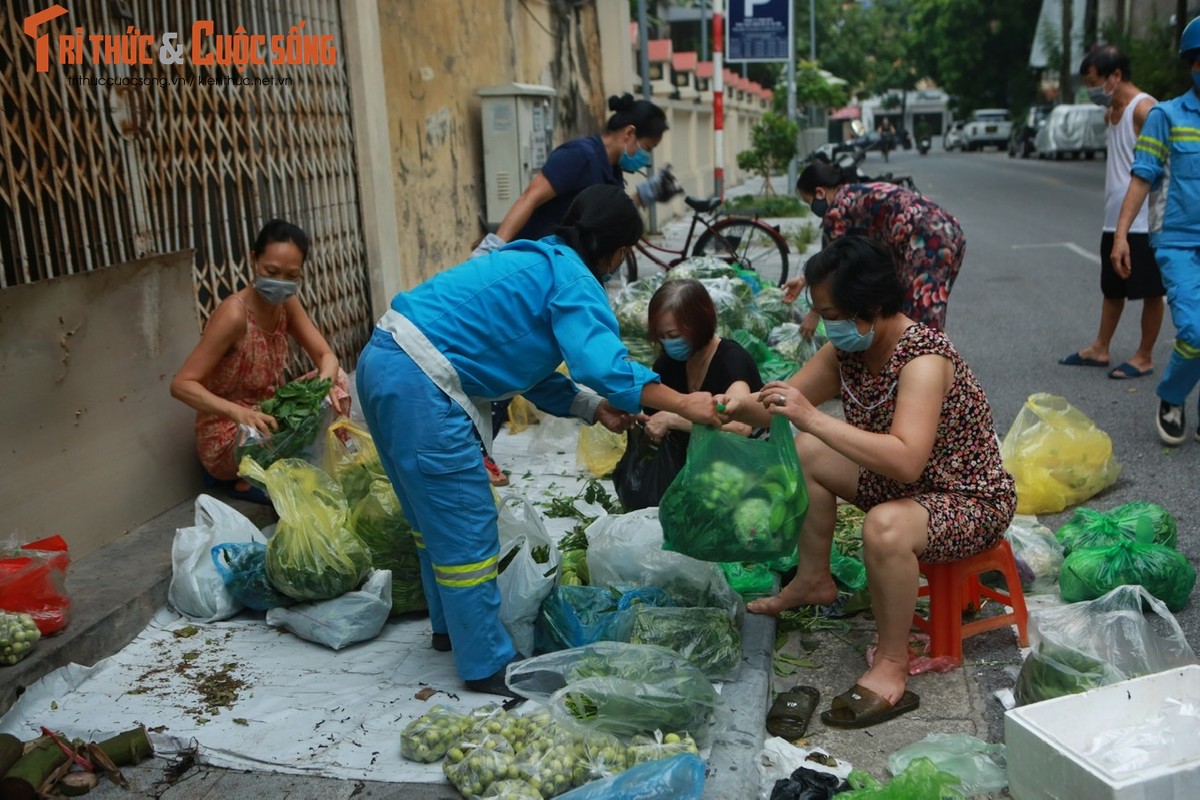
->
[236, 376, 337, 472]
[497, 495, 560, 656]
[886, 733, 1006, 797]
[1013, 585, 1196, 705]
[841, 757, 964, 798]
[443, 733, 518, 798]
[629, 605, 742, 680]
[265, 569, 392, 650]
[508, 641, 724, 746]
[1003, 515, 1064, 594]
[999, 393, 1121, 514]
[168, 495, 266, 623]
[211, 541, 295, 611]
[554, 752, 705, 800]
[660, 415, 807, 563]
[400, 705, 470, 763]
[238, 457, 372, 602]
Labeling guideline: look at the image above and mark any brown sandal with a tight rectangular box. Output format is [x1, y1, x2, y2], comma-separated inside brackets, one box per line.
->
[820, 684, 919, 729]
[766, 685, 820, 739]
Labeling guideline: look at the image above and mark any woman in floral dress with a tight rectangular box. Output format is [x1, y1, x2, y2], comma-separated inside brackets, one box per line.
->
[720, 237, 1015, 730]
[786, 160, 966, 333]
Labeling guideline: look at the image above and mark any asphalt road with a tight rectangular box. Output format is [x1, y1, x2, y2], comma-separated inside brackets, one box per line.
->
[871, 143, 1200, 650]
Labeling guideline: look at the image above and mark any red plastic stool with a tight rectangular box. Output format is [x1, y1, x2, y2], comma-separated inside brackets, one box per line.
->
[912, 539, 1029, 663]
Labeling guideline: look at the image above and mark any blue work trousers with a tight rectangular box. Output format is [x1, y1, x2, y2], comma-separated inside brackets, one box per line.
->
[1154, 247, 1200, 407]
[356, 329, 516, 681]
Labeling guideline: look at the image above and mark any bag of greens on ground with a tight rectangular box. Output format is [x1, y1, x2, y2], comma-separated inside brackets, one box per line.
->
[211, 541, 295, 611]
[1013, 585, 1195, 706]
[585, 508, 743, 622]
[612, 274, 665, 339]
[886, 733, 1007, 798]
[629, 605, 742, 679]
[236, 376, 333, 471]
[720, 561, 776, 599]
[1003, 516, 1064, 594]
[1058, 539, 1195, 611]
[497, 496, 560, 656]
[509, 642, 724, 746]
[660, 415, 807, 563]
[841, 757, 964, 799]
[349, 478, 425, 614]
[999, 393, 1120, 514]
[239, 456, 372, 602]
[535, 585, 675, 652]
[1055, 503, 1177, 556]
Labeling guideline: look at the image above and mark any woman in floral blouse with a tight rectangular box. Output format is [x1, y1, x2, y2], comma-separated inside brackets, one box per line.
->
[720, 237, 1015, 730]
[786, 161, 966, 333]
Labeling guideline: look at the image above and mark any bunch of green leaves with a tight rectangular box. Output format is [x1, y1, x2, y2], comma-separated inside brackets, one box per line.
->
[545, 479, 623, 555]
[629, 606, 742, 679]
[238, 376, 332, 468]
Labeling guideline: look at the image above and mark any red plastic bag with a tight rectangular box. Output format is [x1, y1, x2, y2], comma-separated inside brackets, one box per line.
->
[0, 535, 71, 635]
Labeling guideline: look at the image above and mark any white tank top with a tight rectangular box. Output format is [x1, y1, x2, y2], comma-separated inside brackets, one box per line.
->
[1104, 92, 1153, 232]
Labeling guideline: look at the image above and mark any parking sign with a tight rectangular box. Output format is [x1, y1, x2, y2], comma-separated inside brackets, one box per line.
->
[727, 0, 792, 62]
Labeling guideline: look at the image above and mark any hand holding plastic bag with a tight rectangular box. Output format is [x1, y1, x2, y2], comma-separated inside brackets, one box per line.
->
[1000, 394, 1120, 514]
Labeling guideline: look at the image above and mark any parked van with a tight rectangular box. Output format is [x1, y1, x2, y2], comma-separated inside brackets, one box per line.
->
[1034, 104, 1107, 160]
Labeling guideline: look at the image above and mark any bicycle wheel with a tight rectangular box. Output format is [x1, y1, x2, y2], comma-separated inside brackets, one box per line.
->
[624, 248, 639, 283]
[693, 217, 789, 287]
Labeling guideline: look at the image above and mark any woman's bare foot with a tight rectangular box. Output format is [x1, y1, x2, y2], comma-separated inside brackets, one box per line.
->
[856, 654, 909, 705]
[746, 575, 838, 616]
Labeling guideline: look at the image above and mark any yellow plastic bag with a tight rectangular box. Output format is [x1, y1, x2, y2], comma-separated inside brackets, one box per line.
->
[1000, 393, 1120, 515]
[576, 423, 627, 478]
[507, 395, 541, 435]
[238, 456, 372, 602]
[324, 419, 389, 507]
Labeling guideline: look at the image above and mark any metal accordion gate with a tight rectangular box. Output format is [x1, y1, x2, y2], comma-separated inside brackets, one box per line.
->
[0, 0, 373, 369]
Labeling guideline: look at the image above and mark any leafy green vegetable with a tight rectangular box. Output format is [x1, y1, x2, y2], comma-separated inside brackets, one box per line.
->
[1013, 639, 1115, 706]
[237, 377, 332, 469]
[629, 606, 742, 679]
[349, 480, 425, 614]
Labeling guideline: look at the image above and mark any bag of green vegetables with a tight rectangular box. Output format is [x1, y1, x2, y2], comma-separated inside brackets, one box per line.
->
[1054, 502, 1177, 557]
[236, 376, 333, 471]
[660, 415, 807, 563]
[349, 479, 425, 614]
[238, 456, 371, 602]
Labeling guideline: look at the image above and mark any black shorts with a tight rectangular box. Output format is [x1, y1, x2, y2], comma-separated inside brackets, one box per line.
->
[1100, 231, 1164, 300]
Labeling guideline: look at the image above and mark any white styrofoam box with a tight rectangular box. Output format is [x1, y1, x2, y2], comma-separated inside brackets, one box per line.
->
[1005, 665, 1200, 800]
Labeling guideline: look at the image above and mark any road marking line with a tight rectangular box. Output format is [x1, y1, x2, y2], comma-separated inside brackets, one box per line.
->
[1012, 242, 1100, 264]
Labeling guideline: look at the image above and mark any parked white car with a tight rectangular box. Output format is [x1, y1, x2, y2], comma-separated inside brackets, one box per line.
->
[1035, 104, 1107, 160]
[963, 109, 1012, 151]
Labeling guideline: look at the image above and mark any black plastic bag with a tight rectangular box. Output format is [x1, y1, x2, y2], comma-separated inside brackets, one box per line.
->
[770, 766, 847, 800]
[612, 426, 686, 511]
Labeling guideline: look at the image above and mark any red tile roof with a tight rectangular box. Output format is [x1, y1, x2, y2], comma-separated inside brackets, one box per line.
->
[672, 51, 698, 71]
[696, 61, 714, 78]
[648, 39, 672, 62]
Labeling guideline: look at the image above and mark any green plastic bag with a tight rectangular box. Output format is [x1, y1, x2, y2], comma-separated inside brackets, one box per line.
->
[1058, 539, 1196, 611]
[1055, 503, 1177, 556]
[660, 415, 808, 563]
[887, 734, 1006, 797]
[349, 479, 426, 615]
[841, 757, 964, 798]
[719, 562, 775, 599]
[239, 457, 372, 602]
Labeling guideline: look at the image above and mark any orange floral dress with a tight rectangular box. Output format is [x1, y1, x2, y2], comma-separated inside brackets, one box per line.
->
[195, 295, 290, 480]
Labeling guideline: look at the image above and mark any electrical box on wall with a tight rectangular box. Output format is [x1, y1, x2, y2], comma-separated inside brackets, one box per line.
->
[478, 83, 556, 228]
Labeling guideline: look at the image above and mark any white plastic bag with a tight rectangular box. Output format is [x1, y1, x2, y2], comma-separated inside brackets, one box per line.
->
[168, 495, 266, 623]
[496, 495, 560, 655]
[265, 569, 392, 650]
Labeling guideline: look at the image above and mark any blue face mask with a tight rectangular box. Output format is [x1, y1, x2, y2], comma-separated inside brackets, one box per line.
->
[619, 142, 652, 173]
[824, 318, 875, 352]
[255, 276, 299, 305]
[661, 337, 692, 361]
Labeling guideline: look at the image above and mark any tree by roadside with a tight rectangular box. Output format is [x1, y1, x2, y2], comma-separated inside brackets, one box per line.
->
[736, 112, 798, 196]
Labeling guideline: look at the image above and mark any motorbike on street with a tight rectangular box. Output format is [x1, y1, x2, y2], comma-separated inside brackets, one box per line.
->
[801, 145, 920, 194]
[917, 136, 931, 155]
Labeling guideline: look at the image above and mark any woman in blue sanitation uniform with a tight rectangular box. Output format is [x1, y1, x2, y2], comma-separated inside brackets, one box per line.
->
[357, 185, 722, 697]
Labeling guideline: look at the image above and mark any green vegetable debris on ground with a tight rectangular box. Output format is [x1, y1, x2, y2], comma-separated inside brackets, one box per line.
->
[236, 376, 331, 469]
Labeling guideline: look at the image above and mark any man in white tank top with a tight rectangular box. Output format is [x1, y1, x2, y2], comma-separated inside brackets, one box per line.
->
[1058, 45, 1162, 380]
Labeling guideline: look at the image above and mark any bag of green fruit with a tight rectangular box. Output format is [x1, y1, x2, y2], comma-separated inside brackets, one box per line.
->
[400, 705, 470, 762]
[659, 415, 807, 562]
[0, 610, 41, 666]
[443, 733, 518, 797]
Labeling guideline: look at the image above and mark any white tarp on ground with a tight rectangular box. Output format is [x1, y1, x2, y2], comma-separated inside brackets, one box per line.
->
[0, 419, 609, 783]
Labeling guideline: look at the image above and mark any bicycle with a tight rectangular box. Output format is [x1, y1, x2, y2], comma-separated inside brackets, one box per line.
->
[624, 194, 791, 287]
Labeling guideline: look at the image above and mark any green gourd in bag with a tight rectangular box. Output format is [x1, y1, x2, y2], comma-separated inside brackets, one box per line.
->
[660, 415, 807, 563]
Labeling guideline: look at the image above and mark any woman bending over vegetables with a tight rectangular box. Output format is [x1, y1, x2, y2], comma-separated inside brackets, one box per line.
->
[718, 237, 1015, 729]
[356, 185, 721, 698]
[170, 219, 349, 500]
[613, 278, 763, 510]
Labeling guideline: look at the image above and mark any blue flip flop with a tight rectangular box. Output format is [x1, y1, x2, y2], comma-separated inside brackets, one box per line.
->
[1108, 362, 1153, 380]
[228, 483, 271, 505]
[1059, 352, 1109, 367]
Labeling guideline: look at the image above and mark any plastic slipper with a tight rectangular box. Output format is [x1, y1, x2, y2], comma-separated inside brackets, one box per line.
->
[228, 483, 271, 506]
[1058, 352, 1109, 367]
[766, 685, 820, 739]
[819, 684, 919, 730]
[1108, 362, 1153, 380]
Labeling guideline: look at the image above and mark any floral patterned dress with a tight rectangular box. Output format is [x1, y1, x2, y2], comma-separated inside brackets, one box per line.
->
[839, 324, 1016, 562]
[195, 295, 290, 480]
[823, 182, 966, 330]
